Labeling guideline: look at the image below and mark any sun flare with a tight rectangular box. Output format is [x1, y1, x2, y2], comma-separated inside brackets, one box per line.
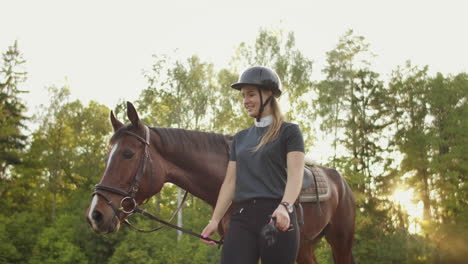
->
[390, 188, 424, 233]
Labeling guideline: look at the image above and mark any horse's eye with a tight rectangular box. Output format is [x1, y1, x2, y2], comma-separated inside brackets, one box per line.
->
[122, 151, 134, 159]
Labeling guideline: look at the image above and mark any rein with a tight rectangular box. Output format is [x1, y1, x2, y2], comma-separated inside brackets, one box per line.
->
[92, 125, 222, 245]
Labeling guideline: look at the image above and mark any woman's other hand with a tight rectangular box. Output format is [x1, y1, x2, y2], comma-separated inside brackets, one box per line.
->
[272, 205, 290, 232]
[201, 219, 219, 245]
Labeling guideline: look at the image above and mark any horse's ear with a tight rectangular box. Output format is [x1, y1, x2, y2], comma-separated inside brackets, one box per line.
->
[126, 101, 141, 128]
[110, 110, 124, 132]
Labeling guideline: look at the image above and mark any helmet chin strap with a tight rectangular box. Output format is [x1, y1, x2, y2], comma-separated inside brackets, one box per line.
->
[256, 87, 273, 122]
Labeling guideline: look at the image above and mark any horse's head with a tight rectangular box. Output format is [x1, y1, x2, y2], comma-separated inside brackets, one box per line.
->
[86, 102, 165, 233]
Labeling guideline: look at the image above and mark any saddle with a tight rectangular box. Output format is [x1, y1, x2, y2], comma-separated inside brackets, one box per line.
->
[299, 165, 330, 203]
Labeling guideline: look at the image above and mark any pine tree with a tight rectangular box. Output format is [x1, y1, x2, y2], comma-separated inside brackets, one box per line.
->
[0, 41, 28, 180]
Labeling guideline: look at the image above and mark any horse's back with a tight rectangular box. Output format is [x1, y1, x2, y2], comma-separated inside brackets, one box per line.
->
[299, 164, 353, 239]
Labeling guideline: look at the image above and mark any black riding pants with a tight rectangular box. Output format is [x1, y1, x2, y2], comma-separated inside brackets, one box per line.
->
[221, 199, 299, 264]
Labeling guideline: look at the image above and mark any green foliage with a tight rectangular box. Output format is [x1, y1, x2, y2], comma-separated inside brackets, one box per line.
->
[29, 214, 88, 264]
[352, 208, 432, 264]
[28, 86, 111, 221]
[4, 212, 46, 263]
[210, 67, 250, 135]
[315, 30, 372, 157]
[426, 73, 468, 222]
[315, 31, 390, 217]
[0, 40, 28, 179]
[0, 215, 21, 263]
[140, 54, 215, 130]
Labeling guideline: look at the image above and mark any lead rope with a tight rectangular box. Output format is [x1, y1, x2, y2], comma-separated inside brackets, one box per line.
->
[123, 190, 189, 232]
[123, 191, 223, 246]
[124, 191, 188, 233]
[126, 206, 223, 245]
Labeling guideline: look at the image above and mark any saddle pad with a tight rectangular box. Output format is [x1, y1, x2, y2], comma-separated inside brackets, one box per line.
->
[299, 166, 331, 202]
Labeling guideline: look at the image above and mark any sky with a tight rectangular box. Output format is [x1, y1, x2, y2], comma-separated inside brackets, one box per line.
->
[2, 0, 467, 113]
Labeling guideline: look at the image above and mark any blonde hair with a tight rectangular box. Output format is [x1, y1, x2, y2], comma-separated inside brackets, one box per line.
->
[253, 96, 284, 152]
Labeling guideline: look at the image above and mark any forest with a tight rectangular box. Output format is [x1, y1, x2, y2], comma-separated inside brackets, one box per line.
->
[0, 28, 466, 264]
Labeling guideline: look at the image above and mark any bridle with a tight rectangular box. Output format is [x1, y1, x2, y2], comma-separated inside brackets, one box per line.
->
[91, 125, 222, 245]
[93, 125, 151, 215]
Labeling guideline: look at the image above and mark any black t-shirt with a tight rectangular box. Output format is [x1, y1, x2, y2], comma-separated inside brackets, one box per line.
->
[229, 122, 305, 202]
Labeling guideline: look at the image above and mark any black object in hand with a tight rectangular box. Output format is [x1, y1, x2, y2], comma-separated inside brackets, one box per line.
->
[261, 216, 279, 247]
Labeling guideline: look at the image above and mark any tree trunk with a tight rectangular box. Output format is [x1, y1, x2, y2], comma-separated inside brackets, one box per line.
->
[177, 187, 183, 241]
[420, 168, 431, 221]
[155, 193, 161, 214]
[52, 189, 56, 222]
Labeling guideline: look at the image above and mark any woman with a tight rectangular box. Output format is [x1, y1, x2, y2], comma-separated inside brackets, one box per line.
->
[201, 66, 305, 264]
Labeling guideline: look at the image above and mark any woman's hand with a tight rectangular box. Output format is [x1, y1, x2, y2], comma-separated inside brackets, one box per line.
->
[200, 219, 219, 245]
[272, 205, 290, 232]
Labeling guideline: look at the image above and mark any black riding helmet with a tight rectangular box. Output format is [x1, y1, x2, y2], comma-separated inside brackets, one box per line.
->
[231, 66, 282, 121]
[231, 66, 282, 97]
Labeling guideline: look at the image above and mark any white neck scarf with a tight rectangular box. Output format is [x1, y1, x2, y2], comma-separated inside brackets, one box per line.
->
[255, 115, 273, 127]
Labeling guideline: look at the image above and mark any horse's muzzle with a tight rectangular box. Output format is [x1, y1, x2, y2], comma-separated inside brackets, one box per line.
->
[87, 206, 121, 234]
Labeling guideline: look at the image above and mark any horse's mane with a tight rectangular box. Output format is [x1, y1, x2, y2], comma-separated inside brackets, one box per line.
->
[110, 125, 233, 155]
[151, 127, 233, 155]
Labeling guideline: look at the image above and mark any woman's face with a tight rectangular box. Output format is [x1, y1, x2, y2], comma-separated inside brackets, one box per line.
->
[241, 86, 260, 117]
[241, 86, 271, 118]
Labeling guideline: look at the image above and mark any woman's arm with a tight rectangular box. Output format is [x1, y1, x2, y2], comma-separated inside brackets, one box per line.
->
[283, 151, 305, 204]
[201, 161, 236, 243]
[210, 161, 237, 223]
[272, 151, 304, 231]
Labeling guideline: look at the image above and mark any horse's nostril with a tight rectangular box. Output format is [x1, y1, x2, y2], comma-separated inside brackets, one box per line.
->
[92, 210, 103, 223]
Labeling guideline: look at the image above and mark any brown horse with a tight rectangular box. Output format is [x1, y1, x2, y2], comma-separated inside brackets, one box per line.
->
[86, 102, 356, 264]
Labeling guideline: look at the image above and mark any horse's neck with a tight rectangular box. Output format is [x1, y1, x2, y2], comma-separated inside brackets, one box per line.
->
[166, 150, 228, 207]
[153, 129, 229, 207]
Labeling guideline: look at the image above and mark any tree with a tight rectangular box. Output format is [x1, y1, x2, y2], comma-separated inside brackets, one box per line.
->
[0, 41, 28, 180]
[314, 29, 375, 166]
[315, 30, 418, 263]
[140, 54, 215, 131]
[210, 68, 246, 134]
[314, 30, 391, 202]
[426, 73, 468, 222]
[28, 86, 111, 222]
[386, 62, 433, 222]
[425, 73, 468, 263]
[32, 86, 74, 221]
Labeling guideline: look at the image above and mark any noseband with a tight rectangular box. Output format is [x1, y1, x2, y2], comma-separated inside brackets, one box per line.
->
[93, 125, 151, 215]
